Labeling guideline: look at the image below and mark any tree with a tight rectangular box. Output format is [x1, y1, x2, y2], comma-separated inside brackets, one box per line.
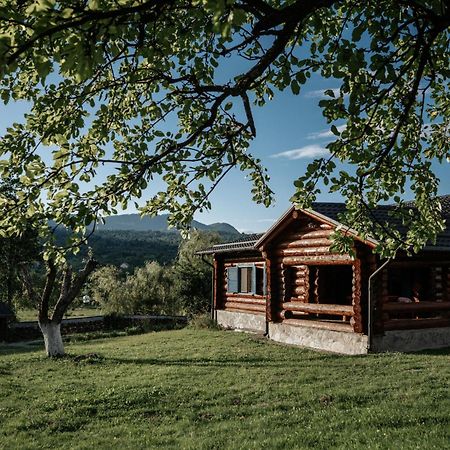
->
[0, 177, 97, 357]
[90, 261, 176, 315]
[172, 231, 221, 316]
[0, 180, 40, 308]
[20, 258, 97, 356]
[0, 1, 448, 260]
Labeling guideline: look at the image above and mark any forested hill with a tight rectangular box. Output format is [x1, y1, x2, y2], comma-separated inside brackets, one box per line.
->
[57, 217, 241, 269]
[96, 214, 240, 235]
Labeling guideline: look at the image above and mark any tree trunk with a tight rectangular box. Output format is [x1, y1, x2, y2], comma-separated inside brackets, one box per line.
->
[39, 321, 65, 357]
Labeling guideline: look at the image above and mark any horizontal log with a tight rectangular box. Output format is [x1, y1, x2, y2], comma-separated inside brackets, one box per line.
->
[289, 295, 308, 302]
[383, 301, 450, 313]
[277, 238, 332, 249]
[282, 255, 353, 265]
[224, 304, 266, 314]
[223, 258, 264, 266]
[224, 299, 266, 307]
[225, 301, 266, 311]
[282, 318, 353, 333]
[275, 247, 332, 257]
[282, 229, 333, 241]
[282, 302, 353, 316]
[279, 310, 307, 319]
[383, 317, 450, 331]
[225, 293, 266, 301]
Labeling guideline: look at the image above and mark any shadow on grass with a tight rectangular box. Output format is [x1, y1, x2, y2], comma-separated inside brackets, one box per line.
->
[414, 347, 450, 356]
[107, 354, 336, 368]
[0, 340, 44, 356]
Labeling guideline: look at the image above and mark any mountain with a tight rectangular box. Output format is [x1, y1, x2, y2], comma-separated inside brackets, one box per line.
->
[96, 214, 240, 234]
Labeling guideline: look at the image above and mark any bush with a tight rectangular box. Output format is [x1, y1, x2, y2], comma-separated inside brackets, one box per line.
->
[89, 262, 177, 315]
[187, 313, 220, 330]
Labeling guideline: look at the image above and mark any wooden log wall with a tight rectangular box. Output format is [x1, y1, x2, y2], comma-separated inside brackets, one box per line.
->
[351, 259, 363, 333]
[379, 262, 450, 331]
[267, 219, 361, 328]
[220, 258, 266, 315]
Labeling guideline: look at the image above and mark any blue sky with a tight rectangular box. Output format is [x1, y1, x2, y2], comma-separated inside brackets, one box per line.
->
[1, 75, 449, 233]
[195, 79, 450, 232]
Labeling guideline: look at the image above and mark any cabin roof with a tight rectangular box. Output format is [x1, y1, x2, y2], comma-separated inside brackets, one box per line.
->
[198, 195, 450, 255]
[197, 233, 264, 255]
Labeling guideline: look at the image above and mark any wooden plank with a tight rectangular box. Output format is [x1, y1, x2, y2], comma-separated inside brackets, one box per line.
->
[223, 258, 264, 266]
[226, 292, 265, 300]
[352, 259, 363, 333]
[275, 246, 332, 257]
[383, 317, 450, 331]
[277, 238, 332, 249]
[263, 251, 273, 322]
[224, 304, 266, 314]
[214, 258, 223, 310]
[289, 295, 308, 302]
[382, 301, 450, 312]
[282, 255, 353, 265]
[224, 296, 266, 305]
[282, 302, 353, 316]
[282, 318, 353, 332]
[284, 229, 333, 241]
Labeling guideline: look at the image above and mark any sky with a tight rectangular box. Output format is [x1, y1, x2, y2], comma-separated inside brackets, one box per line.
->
[194, 77, 450, 232]
[1, 75, 449, 234]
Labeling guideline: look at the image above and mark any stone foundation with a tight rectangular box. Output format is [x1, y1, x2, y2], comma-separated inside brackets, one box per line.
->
[372, 327, 450, 353]
[216, 310, 266, 334]
[215, 311, 450, 354]
[268, 322, 368, 355]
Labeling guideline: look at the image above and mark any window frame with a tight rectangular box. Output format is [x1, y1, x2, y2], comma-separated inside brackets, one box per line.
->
[226, 263, 266, 296]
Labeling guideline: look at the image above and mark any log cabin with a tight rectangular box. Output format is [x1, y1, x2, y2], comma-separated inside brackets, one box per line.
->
[198, 196, 450, 354]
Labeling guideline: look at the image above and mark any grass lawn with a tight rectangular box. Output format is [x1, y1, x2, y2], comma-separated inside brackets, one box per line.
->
[16, 307, 102, 322]
[0, 329, 449, 450]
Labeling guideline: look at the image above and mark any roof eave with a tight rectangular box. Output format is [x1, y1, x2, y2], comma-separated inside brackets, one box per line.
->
[301, 208, 379, 248]
[255, 206, 295, 249]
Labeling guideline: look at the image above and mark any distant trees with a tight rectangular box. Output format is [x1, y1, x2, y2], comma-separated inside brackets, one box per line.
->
[90, 262, 175, 315]
[89, 231, 219, 317]
[171, 231, 220, 316]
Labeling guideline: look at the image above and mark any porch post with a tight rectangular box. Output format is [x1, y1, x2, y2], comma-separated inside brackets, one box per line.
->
[351, 259, 363, 333]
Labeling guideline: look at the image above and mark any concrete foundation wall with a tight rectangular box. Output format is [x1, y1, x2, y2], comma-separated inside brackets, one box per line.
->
[216, 310, 266, 333]
[269, 322, 368, 355]
[372, 327, 450, 353]
[215, 312, 450, 354]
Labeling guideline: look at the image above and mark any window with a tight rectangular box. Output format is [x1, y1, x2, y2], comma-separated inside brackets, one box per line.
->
[227, 264, 265, 295]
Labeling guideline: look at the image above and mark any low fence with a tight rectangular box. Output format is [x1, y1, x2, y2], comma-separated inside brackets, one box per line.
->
[4, 314, 188, 342]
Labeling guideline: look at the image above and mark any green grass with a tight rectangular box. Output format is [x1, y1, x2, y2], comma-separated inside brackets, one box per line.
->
[0, 329, 449, 450]
[16, 307, 102, 322]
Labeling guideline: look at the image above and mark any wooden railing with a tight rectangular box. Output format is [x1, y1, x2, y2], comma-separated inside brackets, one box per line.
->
[382, 301, 450, 330]
[282, 302, 353, 318]
[279, 301, 354, 332]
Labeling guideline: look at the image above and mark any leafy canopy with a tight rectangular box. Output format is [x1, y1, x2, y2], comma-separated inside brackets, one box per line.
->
[0, 0, 449, 257]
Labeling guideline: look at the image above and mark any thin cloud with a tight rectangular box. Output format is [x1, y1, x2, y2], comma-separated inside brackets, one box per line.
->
[304, 88, 340, 98]
[307, 124, 346, 140]
[271, 144, 329, 160]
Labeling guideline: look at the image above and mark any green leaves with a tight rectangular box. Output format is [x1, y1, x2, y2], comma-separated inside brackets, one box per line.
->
[0, 0, 447, 259]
